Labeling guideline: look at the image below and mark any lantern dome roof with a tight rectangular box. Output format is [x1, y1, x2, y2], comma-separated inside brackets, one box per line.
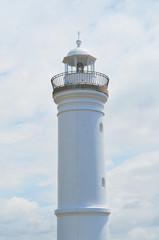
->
[63, 34, 96, 64]
[67, 46, 90, 57]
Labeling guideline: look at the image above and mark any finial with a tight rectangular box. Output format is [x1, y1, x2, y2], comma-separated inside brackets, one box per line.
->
[76, 31, 82, 47]
[78, 31, 81, 40]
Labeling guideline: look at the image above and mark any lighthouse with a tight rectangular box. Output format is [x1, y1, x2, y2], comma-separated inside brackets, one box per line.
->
[51, 35, 110, 240]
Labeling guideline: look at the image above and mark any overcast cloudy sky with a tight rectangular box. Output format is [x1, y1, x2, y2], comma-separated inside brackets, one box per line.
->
[0, 0, 159, 239]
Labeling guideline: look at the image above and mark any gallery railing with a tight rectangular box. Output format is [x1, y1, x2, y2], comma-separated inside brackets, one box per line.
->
[51, 71, 109, 91]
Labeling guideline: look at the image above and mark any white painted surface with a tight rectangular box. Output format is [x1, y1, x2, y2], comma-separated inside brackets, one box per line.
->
[57, 213, 109, 240]
[53, 89, 110, 240]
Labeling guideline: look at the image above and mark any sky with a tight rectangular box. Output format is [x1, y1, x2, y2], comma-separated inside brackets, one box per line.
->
[0, 0, 159, 239]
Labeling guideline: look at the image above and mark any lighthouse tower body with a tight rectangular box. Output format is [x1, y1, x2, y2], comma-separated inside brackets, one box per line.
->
[51, 37, 110, 240]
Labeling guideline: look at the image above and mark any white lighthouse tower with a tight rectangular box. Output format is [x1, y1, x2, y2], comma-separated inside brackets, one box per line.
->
[51, 35, 110, 240]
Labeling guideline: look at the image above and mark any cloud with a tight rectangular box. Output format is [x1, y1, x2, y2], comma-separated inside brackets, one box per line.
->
[0, 197, 56, 240]
[0, 123, 41, 144]
[108, 151, 159, 240]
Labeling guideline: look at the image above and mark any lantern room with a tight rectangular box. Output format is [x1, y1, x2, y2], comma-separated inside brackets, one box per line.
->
[62, 35, 96, 73]
[51, 34, 109, 96]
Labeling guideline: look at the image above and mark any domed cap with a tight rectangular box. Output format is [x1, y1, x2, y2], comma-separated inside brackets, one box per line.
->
[63, 32, 96, 65]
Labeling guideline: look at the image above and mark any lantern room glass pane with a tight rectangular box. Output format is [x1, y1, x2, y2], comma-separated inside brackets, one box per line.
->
[91, 62, 95, 72]
[68, 65, 76, 73]
[65, 63, 68, 72]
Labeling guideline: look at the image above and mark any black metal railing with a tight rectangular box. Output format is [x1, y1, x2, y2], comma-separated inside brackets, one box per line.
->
[51, 71, 109, 91]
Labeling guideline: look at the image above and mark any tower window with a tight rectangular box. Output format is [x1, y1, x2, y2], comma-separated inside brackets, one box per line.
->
[102, 178, 105, 188]
[100, 123, 103, 132]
